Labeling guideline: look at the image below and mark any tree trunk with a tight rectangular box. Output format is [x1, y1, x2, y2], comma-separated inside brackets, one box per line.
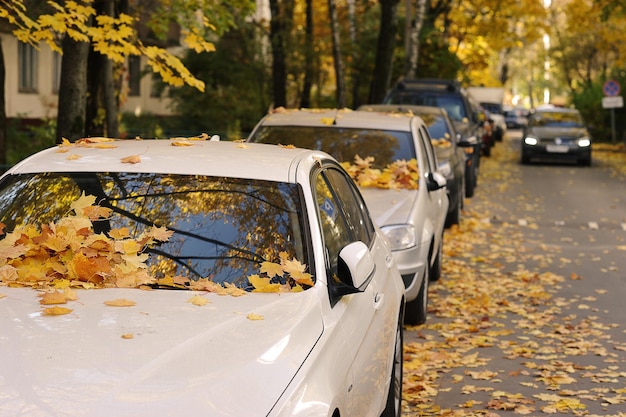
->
[56, 35, 90, 143]
[368, 0, 400, 104]
[0, 38, 6, 167]
[300, 0, 313, 108]
[406, 0, 427, 77]
[269, 0, 287, 108]
[328, 0, 346, 108]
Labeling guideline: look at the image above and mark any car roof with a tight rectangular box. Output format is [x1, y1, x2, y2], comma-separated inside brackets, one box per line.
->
[358, 104, 447, 116]
[531, 106, 579, 114]
[257, 108, 418, 131]
[5, 139, 328, 184]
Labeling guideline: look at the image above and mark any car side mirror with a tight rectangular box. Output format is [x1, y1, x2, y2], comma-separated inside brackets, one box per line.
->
[329, 241, 372, 306]
[426, 171, 447, 191]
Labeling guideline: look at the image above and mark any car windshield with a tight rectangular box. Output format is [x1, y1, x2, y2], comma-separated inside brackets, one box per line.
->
[530, 111, 583, 128]
[385, 93, 468, 121]
[0, 172, 309, 290]
[251, 126, 415, 168]
[414, 114, 452, 142]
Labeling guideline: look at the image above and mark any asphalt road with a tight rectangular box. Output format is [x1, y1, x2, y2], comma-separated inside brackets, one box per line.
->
[402, 130, 626, 416]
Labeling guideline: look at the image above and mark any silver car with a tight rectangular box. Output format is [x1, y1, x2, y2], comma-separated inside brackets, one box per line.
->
[248, 109, 448, 325]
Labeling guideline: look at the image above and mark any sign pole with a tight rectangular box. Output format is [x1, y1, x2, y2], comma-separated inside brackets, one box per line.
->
[611, 108, 616, 144]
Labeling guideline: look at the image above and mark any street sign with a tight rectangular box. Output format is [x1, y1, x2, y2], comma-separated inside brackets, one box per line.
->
[603, 79, 621, 96]
[602, 96, 623, 108]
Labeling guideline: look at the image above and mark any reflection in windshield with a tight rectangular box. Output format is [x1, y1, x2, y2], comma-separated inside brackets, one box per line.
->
[530, 112, 583, 128]
[251, 126, 415, 168]
[0, 172, 309, 289]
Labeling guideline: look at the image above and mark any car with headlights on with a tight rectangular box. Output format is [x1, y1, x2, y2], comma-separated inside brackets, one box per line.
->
[248, 108, 448, 325]
[0, 137, 405, 417]
[358, 104, 466, 228]
[521, 107, 592, 165]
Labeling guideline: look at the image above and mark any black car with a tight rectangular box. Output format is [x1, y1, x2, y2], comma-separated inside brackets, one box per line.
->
[521, 107, 592, 166]
[383, 78, 483, 197]
[359, 104, 467, 227]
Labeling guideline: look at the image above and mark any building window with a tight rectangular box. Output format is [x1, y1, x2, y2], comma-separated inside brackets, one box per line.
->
[52, 52, 62, 94]
[128, 55, 141, 96]
[18, 42, 38, 93]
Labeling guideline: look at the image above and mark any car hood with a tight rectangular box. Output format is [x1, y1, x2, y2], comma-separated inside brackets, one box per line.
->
[527, 126, 588, 139]
[359, 188, 415, 226]
[0, 287, 324, 417]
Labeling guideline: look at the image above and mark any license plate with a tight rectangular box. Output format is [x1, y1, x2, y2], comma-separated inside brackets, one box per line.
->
[546, 145, 569, 153]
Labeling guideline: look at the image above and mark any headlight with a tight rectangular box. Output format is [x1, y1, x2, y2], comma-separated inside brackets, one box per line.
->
[524, 136, 538, 146]
[578, 137, 591, 147]
[381, 225, 416, 251]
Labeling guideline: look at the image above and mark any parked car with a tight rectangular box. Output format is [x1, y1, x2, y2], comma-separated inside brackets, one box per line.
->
[504, 107, 529, 129]
[358, 104, 466, 228]
[0, 138, 405, 417]
[383, 78, 483, 197]
[521, 107, 592, 165]
[248, 108, 448, 325]
[467, 86, 507, 142]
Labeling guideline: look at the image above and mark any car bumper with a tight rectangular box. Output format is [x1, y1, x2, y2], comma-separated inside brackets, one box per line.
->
[392, 243, 428, 302]
[522, 144, 591, 161]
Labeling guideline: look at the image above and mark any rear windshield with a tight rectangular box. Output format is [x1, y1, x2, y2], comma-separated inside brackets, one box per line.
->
[0, 172, 309, 290]
[529, 111, 583, 128]
[385, 93, 468, 121]
[250, 126, 415, 169]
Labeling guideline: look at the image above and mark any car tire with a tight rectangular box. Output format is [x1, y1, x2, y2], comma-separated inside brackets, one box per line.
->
[404, 268, 429, 325]
[445, 199, 460, 228]
[380, 314, 403, 417]
[521, 154, 531, 165]
[579, 157, 591, 166]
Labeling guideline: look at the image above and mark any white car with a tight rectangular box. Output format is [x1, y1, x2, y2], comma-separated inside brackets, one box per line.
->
[0, 138, 405, 417]
[248, 109, 449, 325]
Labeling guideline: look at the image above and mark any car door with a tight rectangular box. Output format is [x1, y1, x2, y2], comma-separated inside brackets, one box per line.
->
[418, 124, 448, 231]
[314, 165, 396, 416]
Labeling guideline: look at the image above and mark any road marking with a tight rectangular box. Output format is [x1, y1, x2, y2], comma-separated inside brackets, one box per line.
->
[588, 222, 599, 230]
[518, 218, 528, 227]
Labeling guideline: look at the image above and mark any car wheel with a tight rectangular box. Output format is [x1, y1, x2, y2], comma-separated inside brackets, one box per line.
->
[404, 268, 429, 325]
[380, 314, 403, 417]
[579, 157, 591, 166]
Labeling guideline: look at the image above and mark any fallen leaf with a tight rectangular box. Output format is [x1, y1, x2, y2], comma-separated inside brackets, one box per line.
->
[187, 295, 209, 306]
[104, 298, 136, 307]
[42, 306, 73, 316]
[247, 313, 264, 320]
[121, 155, 141, 164]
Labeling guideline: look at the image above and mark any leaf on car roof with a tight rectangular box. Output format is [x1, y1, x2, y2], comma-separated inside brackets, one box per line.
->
[42, 306, 73, 316]
[104, 298, 136, 307]
[187, 295, 209, 306]
[66, 154, 82, 160]
[247, 313, 264, 321]
[39, 290, 67, 305]
[121, 155, 141, 164]
[171, 141, 194, 147]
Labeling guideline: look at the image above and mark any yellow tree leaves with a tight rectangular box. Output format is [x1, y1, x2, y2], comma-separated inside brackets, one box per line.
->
[341, 155, 419, 190]
[0, 0, 217, 91]
[0, 192, 172, 289]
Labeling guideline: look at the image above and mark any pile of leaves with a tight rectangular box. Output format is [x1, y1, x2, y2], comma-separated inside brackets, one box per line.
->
[0, 192, 312, 296]
[341, 155, 419, 190]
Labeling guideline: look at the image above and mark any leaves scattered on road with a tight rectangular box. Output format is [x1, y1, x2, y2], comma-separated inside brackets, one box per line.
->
[402, 142, 626, 416]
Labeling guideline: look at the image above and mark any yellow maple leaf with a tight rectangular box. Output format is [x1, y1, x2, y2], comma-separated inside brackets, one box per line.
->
[39, 290, 67, 305]
[121, 155, 141, 164]
[283, 258, 314, 286]
[187, 294, 209, 306]
[42, 306, 73, 316]
[109, 227, 130, 239]
[247, 313, 264, 320]
[70, 192, 97, 213]
[260, 261, 283, 278]
[146, 226, 174, 242]
[248, 274, 281, 293]
[171, 141, 194, 147]
[66, 154, 82, 160]
[121, 333, 134, 339]
[104, 298, 136, 307]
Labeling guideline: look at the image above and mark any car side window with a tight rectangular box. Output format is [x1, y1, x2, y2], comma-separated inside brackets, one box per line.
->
[314, 169, 353, 276]
[323, 168, 374, 246]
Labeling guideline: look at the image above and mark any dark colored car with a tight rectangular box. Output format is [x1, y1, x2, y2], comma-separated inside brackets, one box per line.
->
[504, 107, 529, 129]
[358, 104, 467, 227]
[521, 107, 592, 166]
[383, 78, 483, 197]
